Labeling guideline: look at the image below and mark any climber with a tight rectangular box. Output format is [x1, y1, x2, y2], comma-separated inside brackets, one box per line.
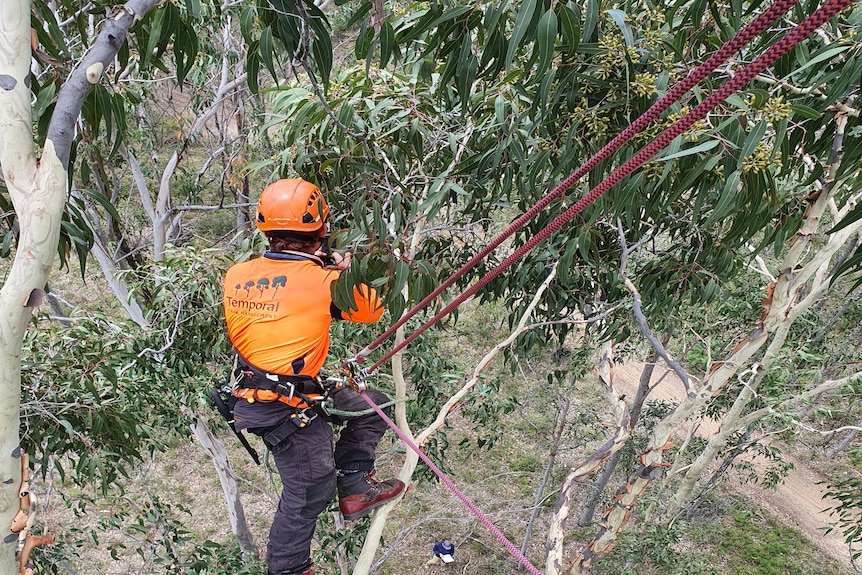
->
[222, 178, 405, 575]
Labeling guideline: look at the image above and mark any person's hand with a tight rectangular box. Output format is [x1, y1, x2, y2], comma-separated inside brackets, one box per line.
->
[317, 249, 352, 271]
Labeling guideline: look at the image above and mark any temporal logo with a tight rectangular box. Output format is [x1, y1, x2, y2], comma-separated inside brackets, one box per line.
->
[232, 275, 288, 298]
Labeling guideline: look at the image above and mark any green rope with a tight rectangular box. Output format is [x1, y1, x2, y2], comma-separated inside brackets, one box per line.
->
[326, 397, 408, 418]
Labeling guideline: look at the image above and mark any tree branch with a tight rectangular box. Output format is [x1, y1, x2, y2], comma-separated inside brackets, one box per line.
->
[616, 220, 692, 393]
[47, 0, 162, 168]
[416, 262, 559, 447]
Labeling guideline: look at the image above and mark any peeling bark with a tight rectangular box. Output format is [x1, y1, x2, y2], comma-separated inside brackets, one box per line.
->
[668, 114, 862, 515]
[0, 2, 161, 574]
[547, 341, 631, 575]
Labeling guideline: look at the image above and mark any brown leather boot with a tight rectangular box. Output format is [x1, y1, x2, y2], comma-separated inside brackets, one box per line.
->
[338, 470, 405, 521]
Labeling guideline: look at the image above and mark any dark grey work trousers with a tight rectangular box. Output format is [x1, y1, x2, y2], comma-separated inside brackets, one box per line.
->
[235, 386, 391, 575]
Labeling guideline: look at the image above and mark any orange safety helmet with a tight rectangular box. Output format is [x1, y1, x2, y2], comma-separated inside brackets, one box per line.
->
[255, 178, 330, 233]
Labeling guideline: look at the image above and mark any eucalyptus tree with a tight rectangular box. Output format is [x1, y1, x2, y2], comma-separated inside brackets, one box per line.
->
[0, 3, 166, 573]
[0, 0, 293, 571]
[256, 0, 862, 572]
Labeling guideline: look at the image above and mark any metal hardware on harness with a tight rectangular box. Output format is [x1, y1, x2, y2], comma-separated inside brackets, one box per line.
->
[339, 358, 370, 392]
[290, 407, 317, 428]
[260, 406, 320, 449]
[271, 378, 296, 404]
[233, 361, 326, 407]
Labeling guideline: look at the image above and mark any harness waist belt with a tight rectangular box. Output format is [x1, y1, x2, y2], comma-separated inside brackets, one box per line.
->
[236, 371, 323, 396]
[232, 352, 323, 407]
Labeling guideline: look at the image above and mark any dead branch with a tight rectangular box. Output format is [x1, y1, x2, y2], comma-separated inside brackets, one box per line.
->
[617, 220, 692, 393]
[416, 262, 559, 447]
[521, 394, 572, 559]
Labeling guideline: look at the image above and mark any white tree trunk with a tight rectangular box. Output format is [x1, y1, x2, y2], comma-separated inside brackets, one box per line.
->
[0, 2, 67, 573]
[1, 2, 160, 573]
[667, 116, 862, 515]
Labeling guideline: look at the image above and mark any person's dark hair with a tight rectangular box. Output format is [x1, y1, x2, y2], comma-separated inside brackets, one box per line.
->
[266, 230, 322, 253]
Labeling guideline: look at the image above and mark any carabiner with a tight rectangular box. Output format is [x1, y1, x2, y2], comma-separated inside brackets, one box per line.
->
[339, 358, 369, 392]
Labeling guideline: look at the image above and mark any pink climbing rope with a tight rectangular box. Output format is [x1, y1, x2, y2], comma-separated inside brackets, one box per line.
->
[355, 0, 802, 370]
[357, 391, 545, 575]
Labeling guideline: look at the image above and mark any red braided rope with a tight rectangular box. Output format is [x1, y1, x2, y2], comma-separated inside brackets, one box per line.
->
[355, 0, 801, 364]
[361, 0, 851, 374]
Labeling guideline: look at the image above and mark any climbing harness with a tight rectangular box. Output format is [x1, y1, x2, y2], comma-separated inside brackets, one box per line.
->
[210, 354, 370, 459]
[231, 351, 326, 407]
[346, 0, 857, 571]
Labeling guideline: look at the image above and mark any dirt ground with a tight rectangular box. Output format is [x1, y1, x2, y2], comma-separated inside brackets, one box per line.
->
[612, 360, 856, 573]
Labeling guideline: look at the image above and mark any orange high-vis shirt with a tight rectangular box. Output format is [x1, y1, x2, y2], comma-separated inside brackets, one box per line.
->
[223, 252, 383, 378]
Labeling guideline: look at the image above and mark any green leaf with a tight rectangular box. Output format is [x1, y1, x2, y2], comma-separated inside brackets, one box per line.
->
[174, 21, 199, 84]
[495, 94, 507, 125]
[745, 88, 769, 109]
[393, 260, 409, 297]
[484, 0, 510, 33]
[826, 201, 862, 235]
[658, 139, 719, 161]
[686, 0, 708, 30]
[311, 16, 333, 87]
[32, 81, 57, 120]
[772, 117, 788, 155]
[790, 103, 821, 120]
[706, 169, 741, 225]
[259, 28, 277, 84]
[724, 93, 750, 112]
[143, 8, 166, 69]
[246, 48, 261, 94]
[606, 9, 633, 46]
[536, 9, 558, 77]
[428, 6, 474, 28]
[790, 44, 851, 78]
[34, 3, 70, 60]
[583, 0, 599, 41]
[355, 21, 373, 61]
[81, 189, 122, 223]
[1, 231, 13, 258]
[240, 7, 256, 44]
[184, 0, 201, 18]
[829, 245, 862, 287]
[505, 0, 538, 70]
[558, 3, 580, 56]
[737, 120, 768, 169]
[379, 21, 395, 68]
[456, 34, 478, 109]
[535, 69, 555, 113]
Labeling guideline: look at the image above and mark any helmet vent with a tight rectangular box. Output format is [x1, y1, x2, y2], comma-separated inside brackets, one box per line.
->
[302, 213, 315, 224]
[257, 213, 265, 223]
